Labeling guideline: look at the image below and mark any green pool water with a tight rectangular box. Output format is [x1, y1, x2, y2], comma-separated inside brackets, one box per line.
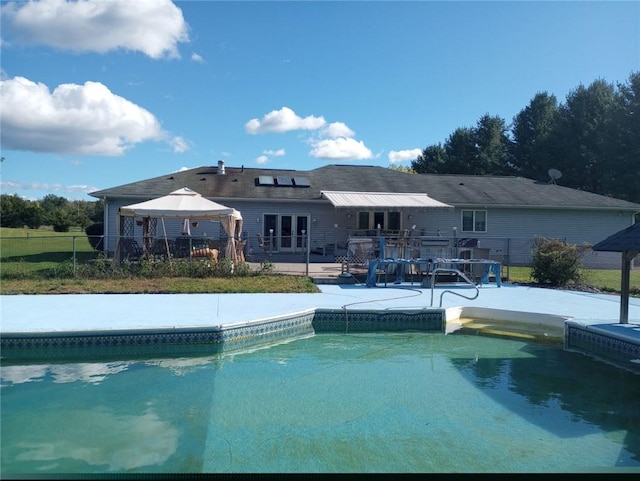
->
[1, 332, 639, 474]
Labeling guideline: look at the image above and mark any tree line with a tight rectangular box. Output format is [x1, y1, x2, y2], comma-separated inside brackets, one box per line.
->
[0, 194, 104, 231]
[410, 71, 639, 204]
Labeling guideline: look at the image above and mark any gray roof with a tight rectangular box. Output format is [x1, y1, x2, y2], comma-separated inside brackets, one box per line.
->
[592, 223, 640, 252]
[90, 163, 640, 212]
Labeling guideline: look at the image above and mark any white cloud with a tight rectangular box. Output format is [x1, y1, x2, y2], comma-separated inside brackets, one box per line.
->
[169, 136, 189, 153]
[388, 148, 422, 163]
[191, 53, 204, 63]
[1, 0, 189, 59]
[0, 76, 170, 156]
[310, 137, 373, 161]
[245, 106, 374, 161]
[245, 107, 325, 134]
[263, 148, 285, 157]
[0, 180, 98, 196]
[321, 122, 355, 139]
[256, 155, 269, 164]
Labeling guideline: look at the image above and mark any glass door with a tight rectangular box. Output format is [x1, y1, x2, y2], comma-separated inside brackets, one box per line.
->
[277, 214, 309, 252]
[296, 215, 308, 251]
[280, 215, 293, 250]
[263, 214, 278, 251]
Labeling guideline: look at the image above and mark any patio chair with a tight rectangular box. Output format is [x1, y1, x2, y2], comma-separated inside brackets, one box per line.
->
[256, 234, 272, 257]
[119, 238, 143, 260]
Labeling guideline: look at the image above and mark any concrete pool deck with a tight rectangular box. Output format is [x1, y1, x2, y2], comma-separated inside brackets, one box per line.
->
[2, 259, 640, 372]
[2, 279, 639, 334]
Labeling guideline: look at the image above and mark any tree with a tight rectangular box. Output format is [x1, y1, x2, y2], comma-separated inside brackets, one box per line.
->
[609, 72, 640, 203]
[411, 144, 448, 173]
[0, 194, 28, 228]
[553, 79, 618, 195]
[40, 194, 73, 230]
[89, 199, 105, 223]
[474, 114, 512, 175]
[50, 208, 72, 232]
[389, 164, 416, 174]
[23, 202, 43, 229]
[444, 127, 478, 174]
[510, 92, 559, 181]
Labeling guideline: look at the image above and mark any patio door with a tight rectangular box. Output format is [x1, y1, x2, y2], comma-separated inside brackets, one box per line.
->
[278, 214, 309, 252]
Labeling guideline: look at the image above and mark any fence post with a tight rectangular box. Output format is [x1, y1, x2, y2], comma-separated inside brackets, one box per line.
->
[506, 237, 510, 282]
[73, 236, 77, 277]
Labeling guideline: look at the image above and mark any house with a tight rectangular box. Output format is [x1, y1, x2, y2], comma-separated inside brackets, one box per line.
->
[90, 161, 640, 268]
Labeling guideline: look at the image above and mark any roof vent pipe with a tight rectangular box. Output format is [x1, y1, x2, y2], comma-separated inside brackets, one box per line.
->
[217, 160, 226, 175]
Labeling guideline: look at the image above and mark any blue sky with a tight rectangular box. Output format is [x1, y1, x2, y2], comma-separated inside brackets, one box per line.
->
[1, 0, 638, 202]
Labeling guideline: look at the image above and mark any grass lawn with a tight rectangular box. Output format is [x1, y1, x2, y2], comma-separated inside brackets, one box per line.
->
[1, 227, 638, 296]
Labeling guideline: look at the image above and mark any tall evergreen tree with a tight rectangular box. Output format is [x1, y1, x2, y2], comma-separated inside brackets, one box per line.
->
[474, 114, 512, 175]
[610, 72, 640, 203]
[510, 92, 559, 181]
[554, 79, 617, 194]
[411, 144, 448, 173]
[444, 127, 478, 174]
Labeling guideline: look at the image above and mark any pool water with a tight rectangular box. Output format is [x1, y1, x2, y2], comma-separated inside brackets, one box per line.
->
[2, 332, 639, 474]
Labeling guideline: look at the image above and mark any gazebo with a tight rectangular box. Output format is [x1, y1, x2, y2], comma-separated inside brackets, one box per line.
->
[118, 187, 243, 263]
[592, 223, 640, 324]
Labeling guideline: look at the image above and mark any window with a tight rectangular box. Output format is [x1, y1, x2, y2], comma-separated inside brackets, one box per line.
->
[462, 210, 487, 232]
[357, 211, 402, 231]
[387, 212, 401, 231]
[357, 212, 369, 230]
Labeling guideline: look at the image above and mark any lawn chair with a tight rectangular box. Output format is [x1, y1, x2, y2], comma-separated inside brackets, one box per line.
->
[256, 233, 272, 258]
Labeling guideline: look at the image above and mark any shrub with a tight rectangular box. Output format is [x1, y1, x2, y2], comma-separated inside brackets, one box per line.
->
[530, 236, 588, 286]
[85, 223, 104, 250]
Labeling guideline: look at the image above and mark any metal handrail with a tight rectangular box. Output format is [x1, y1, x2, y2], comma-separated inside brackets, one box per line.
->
[429, 267, 480, 307]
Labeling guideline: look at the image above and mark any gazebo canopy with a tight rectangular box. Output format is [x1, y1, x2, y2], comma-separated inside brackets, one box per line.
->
[118, 187, 243, 262]
[119, 187, 242, 220]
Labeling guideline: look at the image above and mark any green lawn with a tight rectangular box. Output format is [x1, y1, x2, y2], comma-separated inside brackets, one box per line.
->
[506, 265, 640, 295]
[0, 227, 638, 295]
[0, 227, 99, 277]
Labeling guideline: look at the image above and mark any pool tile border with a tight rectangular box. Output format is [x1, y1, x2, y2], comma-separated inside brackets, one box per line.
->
[565, 321, 640, 374]
[0, 308, 446, 362]
[3, 309, 639, 375]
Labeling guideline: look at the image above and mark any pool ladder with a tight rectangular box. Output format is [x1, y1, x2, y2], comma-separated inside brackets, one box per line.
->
[429, 268, 479, 307]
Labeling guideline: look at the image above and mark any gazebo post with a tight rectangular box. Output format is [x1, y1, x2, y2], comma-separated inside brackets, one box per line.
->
[620, 250, 638, 324]
[592, 223, 639, 325]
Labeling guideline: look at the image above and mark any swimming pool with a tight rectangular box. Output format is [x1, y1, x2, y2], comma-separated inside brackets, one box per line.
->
[2, 331, 639, 474]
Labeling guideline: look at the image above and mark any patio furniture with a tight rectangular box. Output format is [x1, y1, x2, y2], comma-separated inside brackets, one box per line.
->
[256, 234, 272, 257]
[119, 238, 143, 261]
[236, 239, 247, 263]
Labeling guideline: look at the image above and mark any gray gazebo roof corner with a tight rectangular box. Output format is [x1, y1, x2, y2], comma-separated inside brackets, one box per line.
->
[592, 222, 640, 324]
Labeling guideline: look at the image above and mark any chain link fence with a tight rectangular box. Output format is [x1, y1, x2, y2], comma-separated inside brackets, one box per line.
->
[1, 232, 628, 280]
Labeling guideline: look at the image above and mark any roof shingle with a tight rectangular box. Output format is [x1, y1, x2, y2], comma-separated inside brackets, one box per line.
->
[90, 164, 640, 211]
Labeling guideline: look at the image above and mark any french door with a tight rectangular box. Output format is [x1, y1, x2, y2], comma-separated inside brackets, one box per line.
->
[263, 214, 309, 252]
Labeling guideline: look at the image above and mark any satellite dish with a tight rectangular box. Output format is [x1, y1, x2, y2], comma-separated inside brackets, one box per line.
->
[548, 168, 562, 184]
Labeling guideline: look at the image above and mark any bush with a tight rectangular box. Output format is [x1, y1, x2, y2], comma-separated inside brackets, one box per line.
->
[530, 236, 588, 286]
[85, 223, 104, 250]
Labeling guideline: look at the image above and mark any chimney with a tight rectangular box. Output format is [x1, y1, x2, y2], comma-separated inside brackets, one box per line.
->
[217, 160, 226, 175]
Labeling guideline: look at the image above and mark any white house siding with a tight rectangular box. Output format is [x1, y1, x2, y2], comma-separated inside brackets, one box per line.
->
[104, 198, 634, 269]
[468, 208, 634, 268]
[228, 199, 342, 255]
